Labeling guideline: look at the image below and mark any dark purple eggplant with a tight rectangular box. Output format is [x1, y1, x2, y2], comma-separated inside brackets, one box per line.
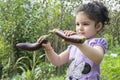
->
[16, 43, 41, 51]
[50, 29, 86, 43]
[16, 35, 48, 51]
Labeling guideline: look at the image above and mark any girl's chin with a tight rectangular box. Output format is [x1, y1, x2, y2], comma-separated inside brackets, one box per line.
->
[86, 37, 96, 39]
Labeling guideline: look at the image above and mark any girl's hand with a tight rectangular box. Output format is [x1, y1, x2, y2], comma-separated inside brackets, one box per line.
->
[37, 36, 52, 51]
[64, 30, 76, 36]
[37, 35, 47, 44]
[63, 30, 85, 45]
[63, 30, 77, 44]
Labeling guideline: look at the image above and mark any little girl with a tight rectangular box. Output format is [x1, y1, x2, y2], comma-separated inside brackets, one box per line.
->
[37, 1, 110, 80]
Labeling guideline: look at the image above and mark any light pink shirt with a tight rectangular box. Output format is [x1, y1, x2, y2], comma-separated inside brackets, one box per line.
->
[66, 38, 107, 80]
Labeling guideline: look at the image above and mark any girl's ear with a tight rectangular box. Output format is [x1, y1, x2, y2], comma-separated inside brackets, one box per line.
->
[96, 22, 103, 31]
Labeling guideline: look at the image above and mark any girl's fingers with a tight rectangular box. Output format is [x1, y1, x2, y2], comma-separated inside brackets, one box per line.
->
[64, 30, 76, 36]
[37, 36, 45, 43]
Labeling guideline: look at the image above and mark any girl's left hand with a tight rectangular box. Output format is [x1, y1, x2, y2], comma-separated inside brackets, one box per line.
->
[63, 30, 76, 36]
[63, 30, 78, 45]
[63, 30, 85, 46]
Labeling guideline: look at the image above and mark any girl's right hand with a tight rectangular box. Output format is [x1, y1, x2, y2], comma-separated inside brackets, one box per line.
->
[37, 36, 52, 50]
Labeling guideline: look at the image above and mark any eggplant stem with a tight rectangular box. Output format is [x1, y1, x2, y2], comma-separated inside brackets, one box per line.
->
[48, 28, 60, 33]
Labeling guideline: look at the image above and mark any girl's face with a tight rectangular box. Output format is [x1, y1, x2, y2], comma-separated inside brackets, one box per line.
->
[75, 12, 102, 39]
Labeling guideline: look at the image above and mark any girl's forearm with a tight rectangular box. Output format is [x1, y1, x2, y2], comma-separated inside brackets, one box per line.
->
[76, 43, 104, 64]
[44, 47, 61, 66]
[44, 46, 69, 66]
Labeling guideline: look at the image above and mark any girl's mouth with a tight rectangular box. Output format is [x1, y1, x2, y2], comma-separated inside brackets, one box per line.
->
[77, 32, 85, 35]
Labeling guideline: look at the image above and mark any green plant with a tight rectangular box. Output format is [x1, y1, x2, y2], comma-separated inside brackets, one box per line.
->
[100, 55, 120, 80]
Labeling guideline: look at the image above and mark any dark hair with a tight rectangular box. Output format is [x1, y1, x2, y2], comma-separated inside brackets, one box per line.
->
[75, 1, 110, 27]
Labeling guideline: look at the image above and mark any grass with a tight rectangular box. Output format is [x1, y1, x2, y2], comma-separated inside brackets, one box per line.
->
[49, 76, 65, 80]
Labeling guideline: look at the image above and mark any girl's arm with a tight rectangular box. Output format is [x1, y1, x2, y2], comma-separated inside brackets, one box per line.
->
[76, 43, 104, 64]
[42, 42, 69, 66]
[63, 30, 104, 64]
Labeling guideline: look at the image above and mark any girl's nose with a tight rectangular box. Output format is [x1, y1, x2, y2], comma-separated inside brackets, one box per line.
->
[79, 25, 84, 31]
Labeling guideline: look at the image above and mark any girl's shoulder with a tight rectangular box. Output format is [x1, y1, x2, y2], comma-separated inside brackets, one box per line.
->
[67, 38, 107, 52]
[86, 37, 106, 41]
[86, 38, 107, 45]
[86, 38, 107, 52]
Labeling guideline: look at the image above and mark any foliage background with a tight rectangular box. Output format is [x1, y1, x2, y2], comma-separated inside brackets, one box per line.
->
[0, 0, 120, 80]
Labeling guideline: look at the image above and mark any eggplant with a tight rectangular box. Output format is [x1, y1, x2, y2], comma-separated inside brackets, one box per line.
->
[16, 43, 41, 51]
[49, 29, 86, 43]
[16, 35, 48, 51]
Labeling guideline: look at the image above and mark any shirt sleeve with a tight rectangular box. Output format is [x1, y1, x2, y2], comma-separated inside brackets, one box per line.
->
[89, 38, 107, 53]
[66, 45, 77, 60]
[66, 45, 72, 52]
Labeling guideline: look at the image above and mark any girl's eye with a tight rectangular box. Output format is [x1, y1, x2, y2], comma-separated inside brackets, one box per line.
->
[76, 23, 79, 26]
[83, 23, 89, 25]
